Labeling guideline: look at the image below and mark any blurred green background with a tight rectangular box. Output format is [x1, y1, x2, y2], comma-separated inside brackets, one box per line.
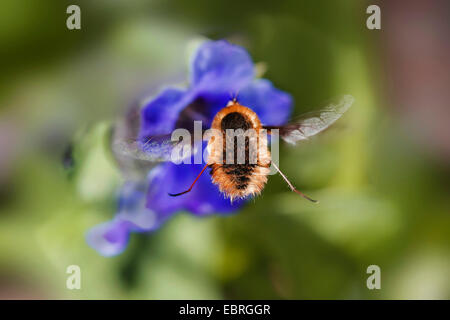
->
[0, 0, 449, 299]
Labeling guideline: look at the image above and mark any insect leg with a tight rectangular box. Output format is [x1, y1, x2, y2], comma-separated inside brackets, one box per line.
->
[271, 162, 318, 203]
[168, 163, 209, 197]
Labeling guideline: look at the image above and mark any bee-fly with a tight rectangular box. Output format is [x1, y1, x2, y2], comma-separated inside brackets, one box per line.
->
[114, 95, 354, 203]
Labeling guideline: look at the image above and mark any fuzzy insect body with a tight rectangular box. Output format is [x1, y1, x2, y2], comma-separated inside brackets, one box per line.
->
[207, 101, 271, 201]
[115, 95, 354, 202]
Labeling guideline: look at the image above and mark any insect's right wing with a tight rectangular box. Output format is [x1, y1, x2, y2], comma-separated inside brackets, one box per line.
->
[265, 95, 354, 144]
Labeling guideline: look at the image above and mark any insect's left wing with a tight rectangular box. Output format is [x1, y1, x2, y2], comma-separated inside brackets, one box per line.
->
[110, 105, 194, 179]
[112, 134, 187, 162]
[264, 94, 354, 144]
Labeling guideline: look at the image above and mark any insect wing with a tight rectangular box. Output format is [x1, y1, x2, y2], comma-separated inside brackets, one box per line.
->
[112, 134, 193, 163]
[280, 94, 354, 144]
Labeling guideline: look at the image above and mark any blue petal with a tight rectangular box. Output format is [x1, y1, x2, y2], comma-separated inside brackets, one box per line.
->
[238, 79, 293, 126]
[86, 181, 163, 256]
[191, 40, 254, 94]
[194, 91, 234, 128]
[140, 87, 195, 138]
[116, 181, 163, 231]
[86, 220, 130, 257]
[146, 161, 244, 218]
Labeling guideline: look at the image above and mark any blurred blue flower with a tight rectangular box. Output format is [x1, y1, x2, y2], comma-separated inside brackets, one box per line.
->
[87, 40, 293, 256]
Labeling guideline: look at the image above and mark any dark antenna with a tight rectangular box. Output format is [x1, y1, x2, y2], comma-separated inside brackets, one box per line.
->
[168, 164, 209, 197]
[272, 162, 318, 203]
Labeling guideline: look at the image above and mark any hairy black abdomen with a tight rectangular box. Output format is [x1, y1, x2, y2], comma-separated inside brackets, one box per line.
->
[222, 163, 256, 190]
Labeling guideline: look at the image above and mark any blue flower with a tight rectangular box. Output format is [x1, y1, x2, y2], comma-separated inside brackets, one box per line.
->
[87, 40, 293, 256]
